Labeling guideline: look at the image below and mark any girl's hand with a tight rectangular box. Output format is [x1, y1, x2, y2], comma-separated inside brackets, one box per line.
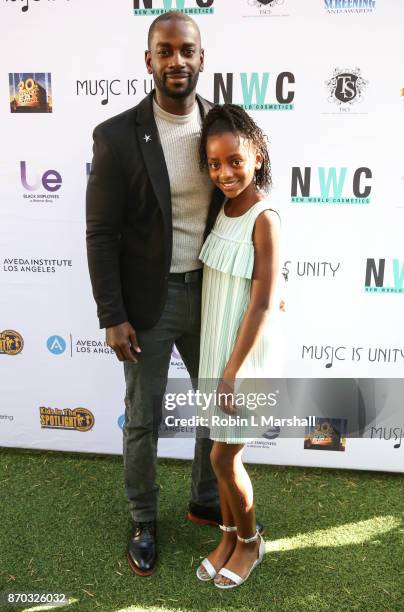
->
[217, 369, 237, 415]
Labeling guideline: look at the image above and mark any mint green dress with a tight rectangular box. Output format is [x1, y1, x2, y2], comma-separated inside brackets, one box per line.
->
[198, 200, 281, 444]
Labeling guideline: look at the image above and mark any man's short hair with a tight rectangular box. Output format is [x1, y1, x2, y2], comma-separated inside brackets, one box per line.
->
[147, 11, 201, 49]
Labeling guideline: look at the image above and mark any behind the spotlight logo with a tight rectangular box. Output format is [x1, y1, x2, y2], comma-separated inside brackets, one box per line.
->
[324, 0, 376, 14]
[364, 259, 404, 294]
[214, 72, 294, 111]
[39, 407, 95, 432]
[0, 330, 23, 355]
[243, 0, 289, 18]
[9, 73, 52, 113]
[325, 68, 368, 113]
[291, 166, 371, 204]
[133, 0, 214, 16]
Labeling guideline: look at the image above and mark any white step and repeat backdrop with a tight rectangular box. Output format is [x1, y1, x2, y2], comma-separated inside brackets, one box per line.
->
[1, 0, 403, 472]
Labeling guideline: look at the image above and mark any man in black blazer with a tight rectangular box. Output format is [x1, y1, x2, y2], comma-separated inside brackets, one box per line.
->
[86, 12, 224, 576]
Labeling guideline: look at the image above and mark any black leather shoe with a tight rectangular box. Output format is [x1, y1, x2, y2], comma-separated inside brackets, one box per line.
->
[187, 502, 265, 535]
[127, 521, 157, 576]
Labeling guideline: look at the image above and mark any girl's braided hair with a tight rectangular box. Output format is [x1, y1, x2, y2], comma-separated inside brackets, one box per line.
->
[199, 103, 272, 192]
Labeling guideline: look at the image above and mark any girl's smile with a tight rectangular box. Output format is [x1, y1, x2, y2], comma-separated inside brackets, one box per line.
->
[206, 131, 262, 204]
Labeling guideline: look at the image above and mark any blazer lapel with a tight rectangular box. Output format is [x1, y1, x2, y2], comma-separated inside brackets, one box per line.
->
[135, 90, 223, 268]
[135, 91, 172, 267]
[196, 93, 212, 118]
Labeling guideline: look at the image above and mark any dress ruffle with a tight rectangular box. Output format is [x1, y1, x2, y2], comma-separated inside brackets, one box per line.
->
[199, 229, 254, 279]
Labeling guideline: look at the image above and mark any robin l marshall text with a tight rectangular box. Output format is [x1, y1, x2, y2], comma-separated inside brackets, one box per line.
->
[164, 415, 317, 428]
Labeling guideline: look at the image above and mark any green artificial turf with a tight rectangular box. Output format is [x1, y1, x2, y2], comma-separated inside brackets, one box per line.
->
[0, 448, 403, 612]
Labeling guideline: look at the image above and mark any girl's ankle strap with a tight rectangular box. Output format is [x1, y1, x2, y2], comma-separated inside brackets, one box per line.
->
[219, 525, 237, 532]
[237, 530, 259, 543]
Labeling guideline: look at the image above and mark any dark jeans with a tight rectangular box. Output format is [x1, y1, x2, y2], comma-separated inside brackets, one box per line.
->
[123, 275, 218, 522]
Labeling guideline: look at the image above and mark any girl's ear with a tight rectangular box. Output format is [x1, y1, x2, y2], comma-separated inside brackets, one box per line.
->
[255, 151, 263, 170]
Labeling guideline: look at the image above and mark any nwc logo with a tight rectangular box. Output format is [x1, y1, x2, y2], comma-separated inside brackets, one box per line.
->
[133, 0, 214, 15]
[291, 167, 371, 204]
[365, 259, 404, 294]
[214, 72, 295, 111]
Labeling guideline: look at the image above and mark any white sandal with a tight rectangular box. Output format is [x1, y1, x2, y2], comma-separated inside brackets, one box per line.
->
[196, 525, 237, 581]
[214, 530, 265, 589]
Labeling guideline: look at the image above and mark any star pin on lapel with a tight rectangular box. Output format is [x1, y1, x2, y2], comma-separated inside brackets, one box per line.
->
[143, 134, 152, 143]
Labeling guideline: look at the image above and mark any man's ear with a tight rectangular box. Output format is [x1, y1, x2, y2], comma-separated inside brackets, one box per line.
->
[145, 50, 153, 75]
[199, 48, 205, 73]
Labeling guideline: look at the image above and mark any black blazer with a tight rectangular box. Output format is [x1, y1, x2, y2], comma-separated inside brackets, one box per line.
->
[86, 90, 224, 330]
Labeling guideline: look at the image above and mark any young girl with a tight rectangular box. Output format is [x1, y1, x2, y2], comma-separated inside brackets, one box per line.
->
[196, 104, 281, 589]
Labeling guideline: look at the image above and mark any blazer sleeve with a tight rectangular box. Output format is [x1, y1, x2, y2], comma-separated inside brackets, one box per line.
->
[86, 127, 128, 329]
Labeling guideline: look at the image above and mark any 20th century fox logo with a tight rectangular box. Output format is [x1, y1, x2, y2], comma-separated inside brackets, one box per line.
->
[133, 0, 214, 15]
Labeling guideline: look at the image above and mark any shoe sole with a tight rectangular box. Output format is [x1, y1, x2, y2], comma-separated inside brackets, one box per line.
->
[127, 552, 155, 577]
[186, 512, 266, 536]
[186, 511, 218, 526]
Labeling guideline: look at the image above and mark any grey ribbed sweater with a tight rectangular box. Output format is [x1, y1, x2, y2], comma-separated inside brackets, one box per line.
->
[153, 99, 213, 273]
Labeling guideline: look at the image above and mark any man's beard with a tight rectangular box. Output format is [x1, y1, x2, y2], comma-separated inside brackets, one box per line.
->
[154, 72, 200, 99]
